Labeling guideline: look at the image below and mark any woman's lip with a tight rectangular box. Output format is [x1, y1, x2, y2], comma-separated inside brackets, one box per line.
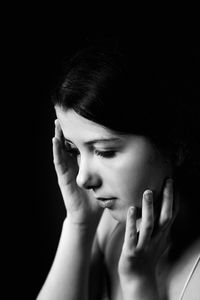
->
[96, 197, 117, 200]
[96, 198, 117, 208]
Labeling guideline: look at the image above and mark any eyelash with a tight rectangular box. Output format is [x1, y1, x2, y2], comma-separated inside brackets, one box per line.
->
[94, 150, 116, 158]
[64, 145, 116, 159]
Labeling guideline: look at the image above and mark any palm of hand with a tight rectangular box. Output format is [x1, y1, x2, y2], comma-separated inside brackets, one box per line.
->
[53, 120, 102, 224]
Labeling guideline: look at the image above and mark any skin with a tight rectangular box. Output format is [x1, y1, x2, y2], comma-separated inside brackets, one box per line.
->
[37, 106, 199, 300]
[56, 107, 173, 223]
[40, 106, 175, 300]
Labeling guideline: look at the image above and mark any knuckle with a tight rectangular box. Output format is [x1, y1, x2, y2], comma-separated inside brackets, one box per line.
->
[161, 214, 172, 227]
[58, 175, 65, 185]
[164, 212, 172, 222]
[134, 247, 144, 257]
[145, 223, 154, 232]
[123, 248, 137, 260]
[129, 232, 137, 240]
[144, 216, 154, 230]
[163, 190, 170, 200]
[58, 178, 62, 185]
[53, 160, 61, 168]
[163, 186, 173, 198]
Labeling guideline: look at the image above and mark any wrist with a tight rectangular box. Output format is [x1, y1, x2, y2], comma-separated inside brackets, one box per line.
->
[64, 208, 102, 232]
[63, 216, 97, 242]
[120, 274, 159, 300]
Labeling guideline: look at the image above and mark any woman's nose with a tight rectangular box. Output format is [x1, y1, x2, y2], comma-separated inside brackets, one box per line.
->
[76, 157, 101, 190]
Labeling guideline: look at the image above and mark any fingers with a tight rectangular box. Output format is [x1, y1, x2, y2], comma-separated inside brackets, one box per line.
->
[122, 179, 175, 261]
[52, 137, 64, 176]
[54, 119, 63, 140]
[123, 206, 137, 256]
[123, 191, 154, 256]
[159, 179, 173, 229]
[137, 180, 174, 251]
[53, 119, 67, 175]
[137, 190, 154, 250]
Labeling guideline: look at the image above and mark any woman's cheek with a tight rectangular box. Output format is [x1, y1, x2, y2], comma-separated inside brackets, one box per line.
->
[113, 161, 149, 207]
[116, 155, 162, 205]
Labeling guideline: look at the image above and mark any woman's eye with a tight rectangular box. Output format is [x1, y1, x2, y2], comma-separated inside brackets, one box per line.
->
[94, 150, 116, 158]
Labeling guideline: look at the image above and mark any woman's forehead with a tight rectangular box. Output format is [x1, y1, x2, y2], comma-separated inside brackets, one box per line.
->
[55, 108, 122, 144]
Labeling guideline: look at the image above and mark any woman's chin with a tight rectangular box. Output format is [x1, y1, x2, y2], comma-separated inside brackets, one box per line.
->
[107, 207, 128, 223]
[107, 206, 142, 229]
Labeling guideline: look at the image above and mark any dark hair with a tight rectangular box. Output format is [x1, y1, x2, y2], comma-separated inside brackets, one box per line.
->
[51, 38, 199, 170]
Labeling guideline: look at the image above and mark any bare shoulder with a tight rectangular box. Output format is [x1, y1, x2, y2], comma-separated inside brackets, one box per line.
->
[168, 238, 200, 300]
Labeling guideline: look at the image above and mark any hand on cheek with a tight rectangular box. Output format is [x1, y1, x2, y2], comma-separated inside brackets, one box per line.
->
[118, 179, 176, 298]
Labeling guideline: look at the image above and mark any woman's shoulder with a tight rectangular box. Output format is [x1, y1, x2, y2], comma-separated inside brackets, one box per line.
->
[167, 238, 200, 300]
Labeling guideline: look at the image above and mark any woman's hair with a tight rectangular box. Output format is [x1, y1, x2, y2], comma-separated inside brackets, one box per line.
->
[51, 37, 199, 171]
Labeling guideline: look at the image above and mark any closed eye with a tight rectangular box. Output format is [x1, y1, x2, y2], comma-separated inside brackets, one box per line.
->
[64, 140, 117, 158]
[94, 150, 116, 158]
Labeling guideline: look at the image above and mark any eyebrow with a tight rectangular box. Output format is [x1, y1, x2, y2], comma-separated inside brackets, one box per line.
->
[64, 137, 122, 146]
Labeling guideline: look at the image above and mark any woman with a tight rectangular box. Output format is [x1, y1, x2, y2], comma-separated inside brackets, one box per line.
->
[37, 39, 200, 300]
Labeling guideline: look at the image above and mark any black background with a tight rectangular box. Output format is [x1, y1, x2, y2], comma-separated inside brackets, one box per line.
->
[4, 8, 200, 300]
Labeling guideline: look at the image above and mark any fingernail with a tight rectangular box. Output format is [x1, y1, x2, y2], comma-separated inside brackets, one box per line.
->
[129, 206, 136, 216]
[167, 178, 174, 185]
[144, 190, 153, 200]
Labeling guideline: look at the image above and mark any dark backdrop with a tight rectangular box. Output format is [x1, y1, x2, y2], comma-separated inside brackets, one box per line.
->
[7, 13, 199, 300]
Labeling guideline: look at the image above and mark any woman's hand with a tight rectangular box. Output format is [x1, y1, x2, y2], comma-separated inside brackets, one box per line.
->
[52, 119, 103, 227]
[118, 179, 177, 299]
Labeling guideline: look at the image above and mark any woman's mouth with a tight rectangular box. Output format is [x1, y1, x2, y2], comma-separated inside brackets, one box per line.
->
[96, 197, 117, 208]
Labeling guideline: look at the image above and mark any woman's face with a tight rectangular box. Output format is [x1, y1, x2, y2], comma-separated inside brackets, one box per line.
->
[56, 108, 172, 222]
